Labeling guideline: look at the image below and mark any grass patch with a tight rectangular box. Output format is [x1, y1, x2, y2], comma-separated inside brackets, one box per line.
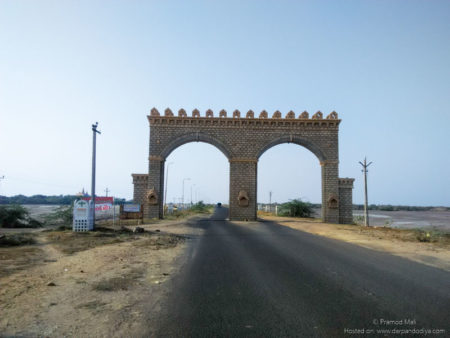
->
[0, 233, 36, 247]
[45, 226, 183, 254]
[92, 268, 144, 292]
[134, 234, 185, 250]
[414, 229, 450, 244]
[344, 224, 450, 247]
[163, 204, 214, 220]
[92, 277, 132, 291]
[0, 245, 44, 277]
[0, 233, 43, 276]
[45, 227, 140, 254]
[75, 300, 107, 311]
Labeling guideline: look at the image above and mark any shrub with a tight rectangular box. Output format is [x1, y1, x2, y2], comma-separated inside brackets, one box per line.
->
[278, 199, 313, 218]
[190, 201, 209, 213]
[0, 233, 36, 246]
[0, 205, 42, 228]
[44, 205, 73, 226]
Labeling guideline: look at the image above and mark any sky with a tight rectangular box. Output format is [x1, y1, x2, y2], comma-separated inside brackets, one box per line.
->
[0, 0, 449, 206]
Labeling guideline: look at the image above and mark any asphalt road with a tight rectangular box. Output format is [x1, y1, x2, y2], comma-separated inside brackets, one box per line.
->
[153, 208, 450, 337]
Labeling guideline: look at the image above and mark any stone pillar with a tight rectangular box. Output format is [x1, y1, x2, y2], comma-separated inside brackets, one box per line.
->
[321, 161, 339, 223]
[229, 159, 257, 221]
[144, 156, 164, 219]
[132, 174, 148, 205]
[339, 178, 355, 224]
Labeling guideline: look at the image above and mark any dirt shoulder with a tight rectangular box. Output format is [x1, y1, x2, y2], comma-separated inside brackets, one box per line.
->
[260, 215, 450, 272]
[0, 216, 200, 337]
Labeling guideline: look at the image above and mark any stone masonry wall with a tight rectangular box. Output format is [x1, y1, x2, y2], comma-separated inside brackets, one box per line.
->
[339, 178, 355, 224]
[132, 174, 148, 204]
[132, 108, 354, 223]
[229, 161, 258, 221]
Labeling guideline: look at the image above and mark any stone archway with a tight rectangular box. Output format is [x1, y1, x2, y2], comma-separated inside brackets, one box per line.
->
[132, 108, 354, 223]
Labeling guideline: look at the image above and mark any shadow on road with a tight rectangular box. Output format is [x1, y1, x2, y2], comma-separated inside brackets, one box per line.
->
[207, 206, 229, 221]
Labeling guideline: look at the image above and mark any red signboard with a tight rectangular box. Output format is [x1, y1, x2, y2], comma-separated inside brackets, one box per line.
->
[82, 197, 114, 204]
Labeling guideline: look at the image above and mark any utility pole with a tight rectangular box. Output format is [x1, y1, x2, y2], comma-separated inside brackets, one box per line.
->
[112, 195, 115, 227]
[269, 191, 272, 213]
[190, 184, 195, 206]
[104, 188, 109, 197]
[182, 178, 190, 209]
[91, 122, 101, 229]
[163, 162, 173, 216]
[359, 157, 372, 226]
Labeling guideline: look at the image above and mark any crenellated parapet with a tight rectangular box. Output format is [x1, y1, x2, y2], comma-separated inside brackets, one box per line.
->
[132, 173, 148, 184]
[148, 108, 340, 127]
[338, 178, 355, 187]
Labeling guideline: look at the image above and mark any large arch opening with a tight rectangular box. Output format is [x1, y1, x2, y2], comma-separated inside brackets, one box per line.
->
[163, 142, 229, 218]
[257, 143, 322, 218]
[160, 132, 232, 160]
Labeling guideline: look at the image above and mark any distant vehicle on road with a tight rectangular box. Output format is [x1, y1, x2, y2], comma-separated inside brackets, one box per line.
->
[216, 203, 222, 208]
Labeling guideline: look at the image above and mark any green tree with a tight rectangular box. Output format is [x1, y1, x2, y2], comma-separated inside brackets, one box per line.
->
[278, 199, 313, 218]
[190, 201, 209, 213]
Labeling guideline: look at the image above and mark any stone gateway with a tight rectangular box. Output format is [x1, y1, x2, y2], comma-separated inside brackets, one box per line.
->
[132, 108, 355, 223]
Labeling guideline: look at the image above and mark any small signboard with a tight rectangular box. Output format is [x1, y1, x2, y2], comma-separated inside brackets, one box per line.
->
[123, 204, 141, 212]
[120, 204, 143, 220]
[82, 197, 113, 211]
[82, 197, 114, 203]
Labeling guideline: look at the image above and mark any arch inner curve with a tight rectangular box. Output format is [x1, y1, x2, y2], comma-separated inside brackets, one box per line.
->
[257, 135, 328, 162]
[160, 132, 232, 160]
